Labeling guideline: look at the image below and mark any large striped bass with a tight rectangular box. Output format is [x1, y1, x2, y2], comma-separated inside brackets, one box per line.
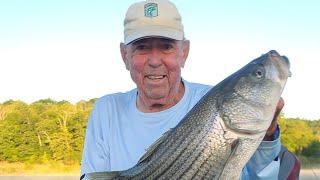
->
[87, 50, 291, 180]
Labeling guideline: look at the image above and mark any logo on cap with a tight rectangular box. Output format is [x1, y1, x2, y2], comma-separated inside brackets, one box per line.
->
[144, 3, 158, 17]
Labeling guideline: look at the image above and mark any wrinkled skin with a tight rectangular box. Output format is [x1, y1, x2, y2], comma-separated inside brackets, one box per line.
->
[120, 38, 190, 113]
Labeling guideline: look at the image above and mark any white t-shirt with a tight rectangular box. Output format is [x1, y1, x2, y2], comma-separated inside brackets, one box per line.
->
[80, 80, 281, 179]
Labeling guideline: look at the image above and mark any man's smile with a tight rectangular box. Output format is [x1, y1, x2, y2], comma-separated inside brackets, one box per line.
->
[145, 75, 166, 80]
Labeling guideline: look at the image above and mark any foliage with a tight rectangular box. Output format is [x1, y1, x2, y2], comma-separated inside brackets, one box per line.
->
[0, 99, 319, 168]
[302, 140, 320, 157]
[279, 118, 314, 154]
[0, 99, 95, 165]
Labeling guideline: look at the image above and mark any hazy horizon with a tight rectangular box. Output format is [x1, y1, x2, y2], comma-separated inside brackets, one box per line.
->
[1, 1, 320, 120]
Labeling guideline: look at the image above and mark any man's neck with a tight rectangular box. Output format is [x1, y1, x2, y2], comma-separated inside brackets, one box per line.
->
[136, 82, 185, 113]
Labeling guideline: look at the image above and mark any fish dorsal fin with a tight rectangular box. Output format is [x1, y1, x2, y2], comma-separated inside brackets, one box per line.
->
[86, 171, 119, 180]
[137, 128, 173, 164]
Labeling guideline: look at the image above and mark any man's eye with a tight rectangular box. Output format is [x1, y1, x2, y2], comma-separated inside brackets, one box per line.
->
[162, 43, 173, 50]
[160, 43, 175, 53]
[136, 45, 147, 50]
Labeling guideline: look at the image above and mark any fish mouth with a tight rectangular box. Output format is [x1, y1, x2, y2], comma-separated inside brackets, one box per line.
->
[266, 50, 291, 78]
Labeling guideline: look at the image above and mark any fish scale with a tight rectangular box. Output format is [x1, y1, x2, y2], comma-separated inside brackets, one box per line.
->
[141, 115, 212, 178]
[138, 100, 217, 179]
[179, 124, 228, 179]
[87, 50, 291, 180]
[121, 109, 205, 178]
[194, 117, 231, 178]
[160, 113, 221, 179]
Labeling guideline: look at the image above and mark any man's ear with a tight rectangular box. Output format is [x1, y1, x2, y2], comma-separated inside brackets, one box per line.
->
[180, 40, 190, 68]
[120, 42, 129, 70]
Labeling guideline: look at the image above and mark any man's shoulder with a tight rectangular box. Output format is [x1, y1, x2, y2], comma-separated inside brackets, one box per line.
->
[184, 80, 212, 97]
[185, 80, 212, 89]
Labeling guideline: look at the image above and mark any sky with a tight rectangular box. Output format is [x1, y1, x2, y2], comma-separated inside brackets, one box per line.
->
[0, 0, 319, 120]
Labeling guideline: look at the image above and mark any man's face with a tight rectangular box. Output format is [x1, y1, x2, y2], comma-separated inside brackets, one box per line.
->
[121, 38, 189, 110]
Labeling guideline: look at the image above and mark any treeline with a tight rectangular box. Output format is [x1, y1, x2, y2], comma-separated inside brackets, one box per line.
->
[0, 99, 95, 165]
[279, 116, 320, 163]
[0, 99, 319, 165]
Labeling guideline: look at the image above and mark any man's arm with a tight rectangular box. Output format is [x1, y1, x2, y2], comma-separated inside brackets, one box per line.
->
[80, 99, 111, 180]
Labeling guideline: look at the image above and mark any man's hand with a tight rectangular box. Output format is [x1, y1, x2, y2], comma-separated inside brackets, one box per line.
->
[263, 97, 284, 141]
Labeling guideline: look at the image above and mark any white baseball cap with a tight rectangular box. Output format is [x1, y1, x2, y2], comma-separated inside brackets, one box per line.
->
[123, 0, 184, 45]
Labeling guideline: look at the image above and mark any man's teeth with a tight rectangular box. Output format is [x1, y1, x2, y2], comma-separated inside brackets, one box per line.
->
[147, 75, 165, 80]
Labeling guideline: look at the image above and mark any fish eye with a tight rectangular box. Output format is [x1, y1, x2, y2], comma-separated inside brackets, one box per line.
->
[252, 66, 265, 79]
[254, 68, 264, 79]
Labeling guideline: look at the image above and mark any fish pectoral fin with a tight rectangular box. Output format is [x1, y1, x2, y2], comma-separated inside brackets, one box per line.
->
[86, 171, 119, 180]
[138, 128, 173, 164]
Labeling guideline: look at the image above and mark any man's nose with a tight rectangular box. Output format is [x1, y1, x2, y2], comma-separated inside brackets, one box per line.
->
[148, 48, 163, 67]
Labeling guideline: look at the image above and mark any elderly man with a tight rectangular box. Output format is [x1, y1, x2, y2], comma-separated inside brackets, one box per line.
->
[80, 0, 286, 179]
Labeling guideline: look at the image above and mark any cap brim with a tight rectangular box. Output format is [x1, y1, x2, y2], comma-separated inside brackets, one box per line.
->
[124, 26, 184, 45]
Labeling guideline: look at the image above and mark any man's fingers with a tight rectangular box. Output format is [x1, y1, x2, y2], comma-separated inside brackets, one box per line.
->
[274, 97, 284, 120]
[277, 97, 284, 112]
[264, 97, 285, 140]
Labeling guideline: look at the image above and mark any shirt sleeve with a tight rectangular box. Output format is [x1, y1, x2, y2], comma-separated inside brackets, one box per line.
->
[80, 99, 111, 179]
[241, 127, 281, 179]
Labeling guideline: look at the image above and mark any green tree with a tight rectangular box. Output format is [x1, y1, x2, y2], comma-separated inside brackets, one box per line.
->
[280, 118, 314, 154]
[302, 140, 320, 157]
[0, 101, 40, 162]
